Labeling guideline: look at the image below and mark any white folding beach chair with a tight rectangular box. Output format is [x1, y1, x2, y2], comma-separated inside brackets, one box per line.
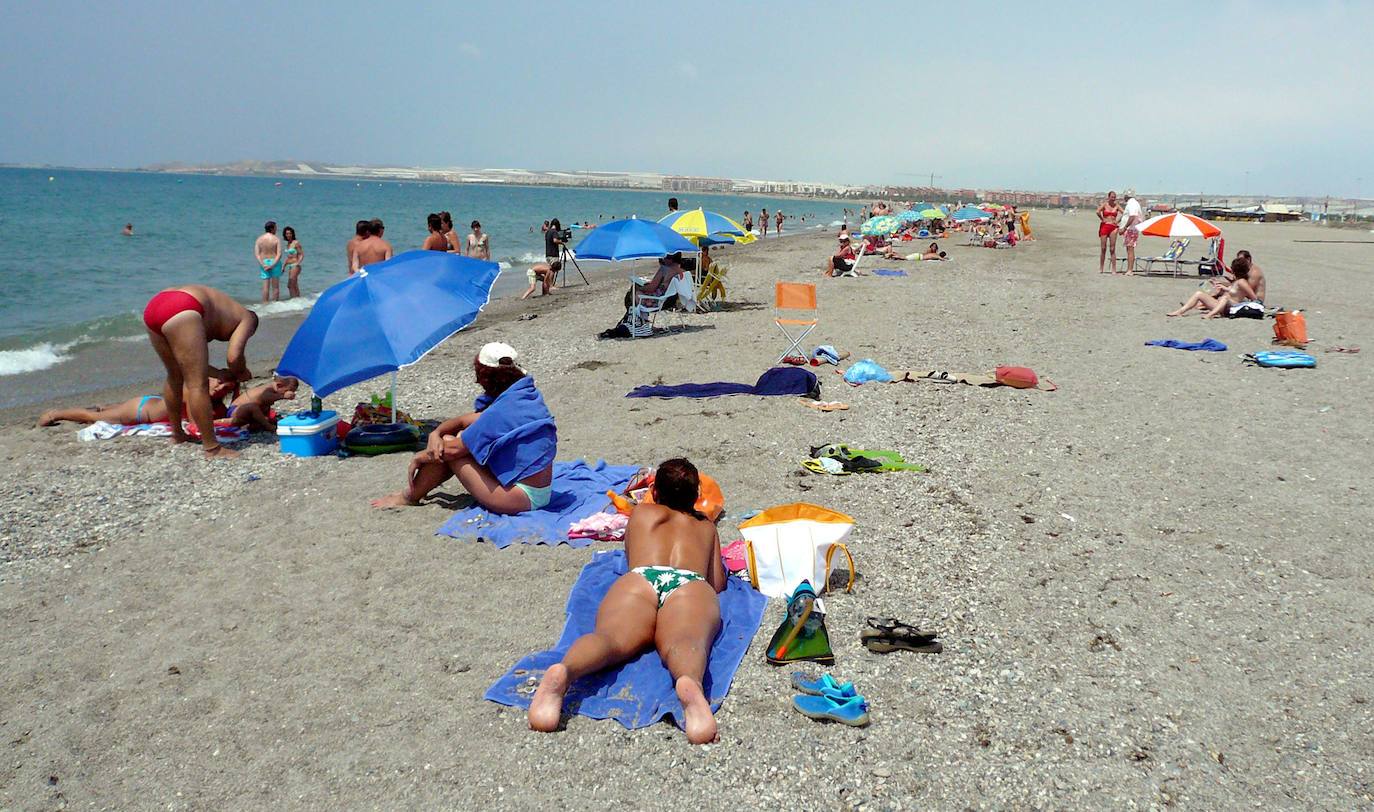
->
[774, 282, 818, 362]
[1139, 238, 1190, 276]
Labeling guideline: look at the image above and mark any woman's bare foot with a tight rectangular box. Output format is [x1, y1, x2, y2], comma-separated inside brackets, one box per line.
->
[675, 675, 718, 744]
[370, 491, 416, 509]
[528, 663, 569, 732]
[204, 445, 239, 460]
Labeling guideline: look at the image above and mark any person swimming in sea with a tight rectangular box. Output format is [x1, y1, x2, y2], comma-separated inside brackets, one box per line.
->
[528, 458, 726, 744]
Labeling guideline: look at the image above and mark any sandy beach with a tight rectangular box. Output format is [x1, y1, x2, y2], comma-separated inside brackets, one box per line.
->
[2, 213, 1372, 808]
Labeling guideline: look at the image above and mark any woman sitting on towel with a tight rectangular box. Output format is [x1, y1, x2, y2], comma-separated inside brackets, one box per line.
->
[371, 342, 556, 513]
[1167, 257, 1259, 319]
[529, 458, 727, 744]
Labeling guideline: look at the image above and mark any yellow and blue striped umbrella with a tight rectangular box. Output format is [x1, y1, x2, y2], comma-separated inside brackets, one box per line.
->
[659, 208, 758, 246]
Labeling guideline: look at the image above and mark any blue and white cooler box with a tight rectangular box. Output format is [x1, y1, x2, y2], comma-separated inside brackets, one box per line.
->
[277, 410, 341, 456]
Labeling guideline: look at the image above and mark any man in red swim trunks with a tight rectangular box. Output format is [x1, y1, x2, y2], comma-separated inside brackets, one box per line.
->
[142, 285, 259, 459]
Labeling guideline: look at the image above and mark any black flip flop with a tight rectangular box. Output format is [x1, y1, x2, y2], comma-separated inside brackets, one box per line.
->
[861, 616, 941, 653]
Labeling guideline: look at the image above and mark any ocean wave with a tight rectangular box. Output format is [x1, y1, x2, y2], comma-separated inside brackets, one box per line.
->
[250, 293, 321, 318]
[829, 220, 845, 227]
[500, 251, 578, 267]
[0, 341, 75, 376]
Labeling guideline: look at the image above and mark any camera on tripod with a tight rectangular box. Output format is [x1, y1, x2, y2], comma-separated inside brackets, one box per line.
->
[557, 227, 574, 242]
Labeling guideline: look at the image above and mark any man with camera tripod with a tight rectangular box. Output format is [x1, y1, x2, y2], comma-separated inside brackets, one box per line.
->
[544, 218, 565, 266]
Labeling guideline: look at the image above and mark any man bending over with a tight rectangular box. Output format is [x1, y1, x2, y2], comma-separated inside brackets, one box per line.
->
[142, 285, 258, 458]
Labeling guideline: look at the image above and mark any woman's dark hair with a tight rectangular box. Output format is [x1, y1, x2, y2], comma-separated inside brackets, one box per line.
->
[550, 218, 561, 230]
[1230, 256, 1251, 278]
[473, 357, 525, 398]
[440, 211, 453, 229]
[282, 226, 296, 242]
[427, 213, 442, 232]
[356, 220, 369, 237]
[653, 458, 703, 518]
[471, 220, 481, 229]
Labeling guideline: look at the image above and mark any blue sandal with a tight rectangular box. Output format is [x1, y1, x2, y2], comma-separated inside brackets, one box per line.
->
[791, 672, 857, 698]
[792, 693, 871, 726]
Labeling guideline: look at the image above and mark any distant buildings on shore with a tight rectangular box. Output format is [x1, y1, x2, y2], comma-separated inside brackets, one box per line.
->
[134, 160, 1368, 217]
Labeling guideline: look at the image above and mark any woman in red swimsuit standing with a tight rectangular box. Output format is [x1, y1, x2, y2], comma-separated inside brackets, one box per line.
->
[1096, 191, 1121, 273]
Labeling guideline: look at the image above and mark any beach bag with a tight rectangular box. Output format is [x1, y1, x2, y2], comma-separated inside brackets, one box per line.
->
[739, 504, 855, 599]
[1246, 351, 1316, 369]
[1273, 311, 1308, 347]
[994, 366, 1038, 389]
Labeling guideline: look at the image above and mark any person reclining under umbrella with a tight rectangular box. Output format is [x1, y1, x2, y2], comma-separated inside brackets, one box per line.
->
[371, 343, 556, 513]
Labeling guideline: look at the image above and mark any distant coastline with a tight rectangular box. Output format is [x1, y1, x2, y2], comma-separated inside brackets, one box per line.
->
[3, 161, 1368, 214]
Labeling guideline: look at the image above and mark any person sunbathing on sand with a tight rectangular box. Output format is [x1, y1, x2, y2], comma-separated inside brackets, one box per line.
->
[910, 241, 947, 261]
[38, 377, 236, 428]
[1168, 257, 1259, 319]
[529, 458, 726, 744]
[224, 376, 299, 432]
[371, 343, 555, 513]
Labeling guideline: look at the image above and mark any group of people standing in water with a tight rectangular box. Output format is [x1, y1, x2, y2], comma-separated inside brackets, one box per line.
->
[253, 220, 305, 302]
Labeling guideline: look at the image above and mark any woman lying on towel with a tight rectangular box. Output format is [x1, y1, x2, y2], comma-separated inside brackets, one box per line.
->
[370, 342, 556, 513]
[529, 458, 727, 744]
[38, 377, 237, 427]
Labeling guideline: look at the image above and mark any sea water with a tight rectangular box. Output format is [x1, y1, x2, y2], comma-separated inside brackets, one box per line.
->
[0, 168, 850, 405]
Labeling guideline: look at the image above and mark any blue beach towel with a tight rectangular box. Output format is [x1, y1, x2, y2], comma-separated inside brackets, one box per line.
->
[462, 376, 558, 486]
[1145, 338, 1228, 352]
[436, 459, 639, 548]
[872, 269, 908, 277]
[626, 366, 818, 399]
[485, 550, 766, 730]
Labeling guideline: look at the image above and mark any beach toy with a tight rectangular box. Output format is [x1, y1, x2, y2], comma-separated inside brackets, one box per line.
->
[277, 410, 341, 456]
[344, 422, 419, 456]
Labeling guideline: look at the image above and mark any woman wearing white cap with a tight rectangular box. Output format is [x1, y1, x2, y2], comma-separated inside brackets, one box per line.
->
[371, 342, 557, 513]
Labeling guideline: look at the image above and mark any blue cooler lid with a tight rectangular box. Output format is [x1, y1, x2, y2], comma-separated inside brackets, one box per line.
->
[278, 410, 341, 436]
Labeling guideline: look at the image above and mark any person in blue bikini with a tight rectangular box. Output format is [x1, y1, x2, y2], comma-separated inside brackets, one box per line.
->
[529, 458, 726, 744]
[371, 343, 556, 513]
[38, 378, 236, 427]
[255, 220, 283, 302]
[281, 226, 304, 299]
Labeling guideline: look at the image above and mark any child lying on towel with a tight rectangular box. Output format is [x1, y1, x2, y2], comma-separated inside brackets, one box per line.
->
[529, 458, 727, 744]
[371, 342, 556, 514]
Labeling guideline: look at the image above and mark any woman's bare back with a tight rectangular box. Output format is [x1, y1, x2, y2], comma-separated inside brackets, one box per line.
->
[624, 504, 720, 584]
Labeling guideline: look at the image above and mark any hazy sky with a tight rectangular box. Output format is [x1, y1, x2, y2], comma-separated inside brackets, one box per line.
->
[3, 1, 1371, 196]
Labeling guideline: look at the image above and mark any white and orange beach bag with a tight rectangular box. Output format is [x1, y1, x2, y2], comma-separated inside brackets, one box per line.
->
[739, 503, 855, 599]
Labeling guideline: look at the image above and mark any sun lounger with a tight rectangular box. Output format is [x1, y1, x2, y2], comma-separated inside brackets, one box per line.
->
[1138, 238, 1191, 275]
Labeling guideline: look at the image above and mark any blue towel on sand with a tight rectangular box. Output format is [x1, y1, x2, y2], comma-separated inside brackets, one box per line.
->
[626, 366, 818, 399]
[872, 268, 907, 277]
[461, 376, 557, 487]
[485, 550, 766, 730]
[1145, 338, 1228, 352]
[436, 459, 638, 548]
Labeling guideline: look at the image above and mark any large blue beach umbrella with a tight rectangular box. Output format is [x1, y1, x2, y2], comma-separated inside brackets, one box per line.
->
[895, 209, 925, 223]
[278, 250, 501, 404]
[571, 218, 699, 261]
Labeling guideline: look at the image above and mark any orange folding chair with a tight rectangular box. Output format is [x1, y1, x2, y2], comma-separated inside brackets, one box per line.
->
[774, 282, 818, 362]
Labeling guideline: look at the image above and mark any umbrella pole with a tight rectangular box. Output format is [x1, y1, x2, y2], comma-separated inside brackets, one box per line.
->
[390, 372, 398, 424]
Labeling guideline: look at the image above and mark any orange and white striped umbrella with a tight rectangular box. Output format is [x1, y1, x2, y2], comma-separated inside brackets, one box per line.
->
[1136, 212, 1222, 238]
